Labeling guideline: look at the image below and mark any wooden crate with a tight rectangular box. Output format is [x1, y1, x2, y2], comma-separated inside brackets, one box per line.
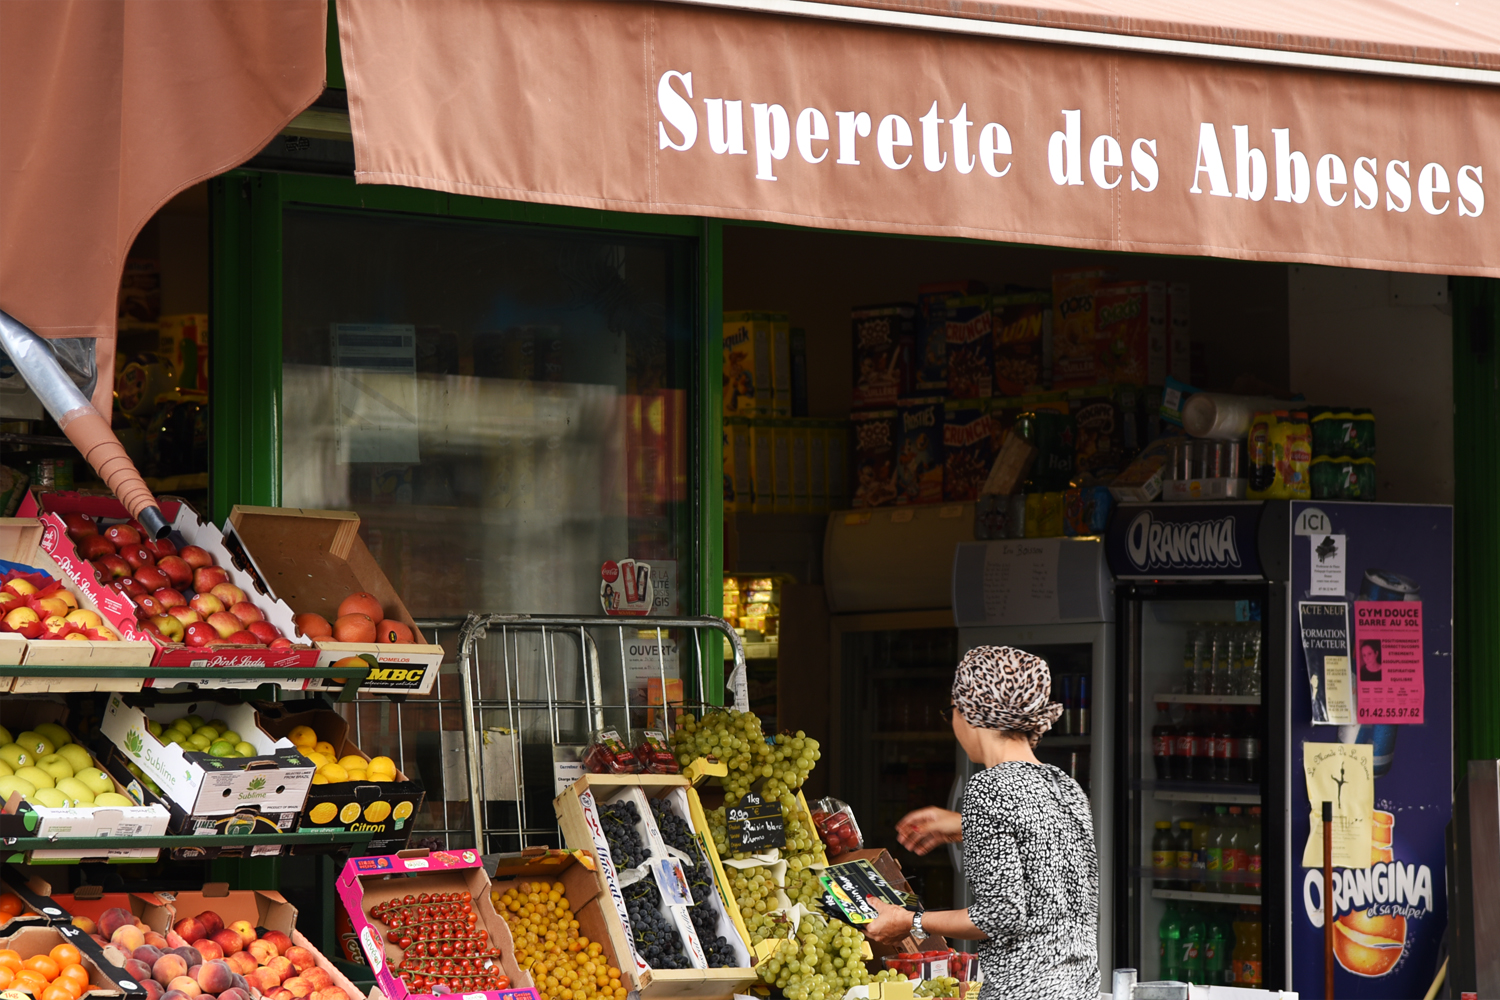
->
[554, 774, 757, 999]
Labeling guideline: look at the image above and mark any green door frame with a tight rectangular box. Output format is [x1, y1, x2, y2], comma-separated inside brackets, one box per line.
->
[210, 172, 724, 696]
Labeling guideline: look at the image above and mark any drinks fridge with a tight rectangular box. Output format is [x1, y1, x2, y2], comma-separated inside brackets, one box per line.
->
[950, 536, 1115, 973]
[1108, 500, 1452, 997]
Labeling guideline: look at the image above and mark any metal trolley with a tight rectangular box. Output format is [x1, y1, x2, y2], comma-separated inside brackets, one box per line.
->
[338, 614, 748, 853]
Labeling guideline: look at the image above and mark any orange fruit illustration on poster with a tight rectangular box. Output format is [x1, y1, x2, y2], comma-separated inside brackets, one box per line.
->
[1333, 809, 1404, 977]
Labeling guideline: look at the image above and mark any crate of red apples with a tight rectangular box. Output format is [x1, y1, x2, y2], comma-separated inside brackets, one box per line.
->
[20, 492, 318, 673]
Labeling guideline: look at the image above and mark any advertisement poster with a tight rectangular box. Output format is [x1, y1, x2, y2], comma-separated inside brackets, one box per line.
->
[1299, 602, 1354, 725]
[1353, 601, 1425, 724]
[1308, 533, 1347, 596]
[600, 558, 652, 616]
[1289, 502, 1451, 999]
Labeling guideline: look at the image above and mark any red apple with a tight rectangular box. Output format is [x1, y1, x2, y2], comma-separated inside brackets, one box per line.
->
[210, 583, 247, 607]
[122, 545, 156, 570]
[134, 565, 171, 592]
[157, 555, 193, 587]
[189, 593, 224, 617]
[147, 537, 178, 559]
[193, 566, 229, 593]
[207, 612, 242, 639]
[167, 606, 201, 625]
[268, 637, 294, 649]
[247, 621, 282, 644]
[136, 593, 165, 618]
[180, 545, 213, 569]
[154, 587, 187, 609]
[225, 630, 261, 646]
[78, 534, 116, 560]
[183, 622, 218, 647]
[229, 601, 263, 625]
[119, 576, 149, 598]
[62, 511, 98, 540]
[94, 554, 131, 581]
[105, 524, 142, 547]
[150, 615, 185, 642]
[139, 619, 164, 638]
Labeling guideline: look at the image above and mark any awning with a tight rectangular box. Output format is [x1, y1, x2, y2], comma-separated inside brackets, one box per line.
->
[342, 0, 1500, 276]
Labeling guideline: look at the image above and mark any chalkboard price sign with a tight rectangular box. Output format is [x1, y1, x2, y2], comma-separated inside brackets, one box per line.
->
[727, 790, 785, 852]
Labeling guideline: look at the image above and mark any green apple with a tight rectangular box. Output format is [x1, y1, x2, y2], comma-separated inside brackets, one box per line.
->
[54, 777, 94, 805]
[187, 733, 211, 750]
[92, 792, 134, 807]
[169, 718, 194, 735]
[14, 766, 54, 790]
[0, 744, 32, 769]
[34, 723, 71, 749]
[35, 755, 73, 781]
[31, 787, 68, 808]
[234, 742, 256, 757]
[147, 719, 163, 738]
[57, 744, 92, 772]
[208, 741, 236, 757]
[219, 731, 242, 745]
[143, 778, 161, 795]
[0, 725, 11, 746]
[194, 726, 221, 741]
[0, 775, 37, 799]
[75, 768, 113, 796]
[183, 714, 205, 729]
[15, 731, 54, 756]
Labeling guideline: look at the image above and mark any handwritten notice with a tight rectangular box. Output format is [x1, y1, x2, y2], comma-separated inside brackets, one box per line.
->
[1353, 601, 1425, 724]
[1301, 742, 1374, 869]
[727, 790, 784, 852]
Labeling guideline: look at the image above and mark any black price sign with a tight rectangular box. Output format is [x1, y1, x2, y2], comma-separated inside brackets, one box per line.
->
[727, 790, 785, 852]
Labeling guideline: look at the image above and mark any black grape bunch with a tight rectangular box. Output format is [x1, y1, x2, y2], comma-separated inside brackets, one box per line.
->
[623, 881, 691, 970]
[649, 799, 739, 968]
[601, 800, 647, 871]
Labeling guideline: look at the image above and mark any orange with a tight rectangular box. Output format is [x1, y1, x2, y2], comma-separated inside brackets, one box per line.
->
[57, 965, 88, 989]
[48, 945, 80, 968]
[0, 967, 14, 988]
[0, 894, 22, 917]
[43, 984, 76, 1000]
[24, 955, 60, 978]
[53, 974, 84, 998]
[14, 969, 50, 990]
[0, 951, 22, 972]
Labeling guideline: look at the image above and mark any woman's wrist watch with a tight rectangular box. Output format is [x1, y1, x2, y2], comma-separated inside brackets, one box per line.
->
[910, 911, 928, 943]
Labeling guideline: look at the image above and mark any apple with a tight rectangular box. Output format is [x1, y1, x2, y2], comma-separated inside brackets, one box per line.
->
[150, 615, 185, 642]
[168, 606, 202, 625]
[119, 576, 149, 598]
[226, 630, 261, 646]
[104, 524, 142, 547]
[78, 534, 116, 560]
[62, 511, 98, 540]
[147, 537, 178, 559]
[134, 565, 171, 592]
[180, 546, 213, 569]
[229, 602, 264, 625]
[122, 545, 156, 570]
[193, 566, 229, 592]
[140, 619, 164, 638]
[136, 593, 165, 618]
[183, 622, 218, 647]
[207, 612, 243, 639]
[94, 554, 132, 581]
[247, 621, 283, 644]
[154, 588, 187, 609]
[210, 583, 247, 607]
[189, 593, 224, 617]
[269, 637, 294, 649]
[157, 555, 193, 587]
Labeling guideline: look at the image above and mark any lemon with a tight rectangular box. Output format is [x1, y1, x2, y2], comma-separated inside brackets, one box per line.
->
[337, 755, 366, 770]
[317, 762, 349, 782]
[367, 756, 397, 777]
[339, 801, 362, 824]
[306, 752, 330, 767]
[364, 800, 392, 823]
[393, 801, 414, 821]
[308, 801, 339, 825]
[311, 774, 328, 785]
[288, 725, 318, 748]
[314, 741, 337, 757]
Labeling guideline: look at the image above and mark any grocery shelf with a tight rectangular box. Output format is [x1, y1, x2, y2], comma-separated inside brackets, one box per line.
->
[0, 663, 372, 700]
[1151, 888, 1262, 906]
[1, 828, 376, 859]
[1154, 693, 1262, 705]
[1152, 787, 1262, 805]
[723, 641, 777, 660]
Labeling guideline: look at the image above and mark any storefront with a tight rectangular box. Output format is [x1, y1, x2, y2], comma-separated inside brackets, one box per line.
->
[2, 1, 1499, 997]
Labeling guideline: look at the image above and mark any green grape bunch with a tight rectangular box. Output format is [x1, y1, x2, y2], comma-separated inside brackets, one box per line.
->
[916, 976, 961, 997]
[672, 711, 821, 802]
[755, 913, 887, 1000]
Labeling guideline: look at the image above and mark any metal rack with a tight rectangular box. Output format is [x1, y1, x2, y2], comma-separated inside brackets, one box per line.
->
[338, 614, 748, 853]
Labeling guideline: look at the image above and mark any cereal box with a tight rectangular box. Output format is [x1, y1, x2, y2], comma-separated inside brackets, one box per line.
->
[917, 281, 986, 395]
[945, 296, 994, 399]
[1051, 269, 1106, 389]
[750, 419, 775, 513]
[1095, 282, 1154, 386]
[943, 400, 996, 502]
[723, 311, 790, 416]
[852, 305, 915, 411]
[895, 398, 944, 505]
[724, 417, 753, 512]
[851, 410, 899, 508]
[993, 292, 1051, 395]
[1068, 390, 1129, 486]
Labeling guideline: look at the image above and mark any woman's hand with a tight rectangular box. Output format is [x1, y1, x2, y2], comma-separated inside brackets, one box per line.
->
[860, 897, 914, 945]
[896, 807, 962, 855]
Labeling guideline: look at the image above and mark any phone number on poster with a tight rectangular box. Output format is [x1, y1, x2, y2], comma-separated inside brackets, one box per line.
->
[1361, 707, 1422, 719]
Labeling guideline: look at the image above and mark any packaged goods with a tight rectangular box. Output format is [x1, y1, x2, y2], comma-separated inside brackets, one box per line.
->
[1109, 436, 1178, 503]
[1016, 410, 1075, 492]
[810, 797, 864, 858]
[895, 399, 944, 505]
[1094, 282, 1155, 385]
[632, 730, 679, 774]
[978, 434, 1037, 499]
[1311, 456, 1378, 500]
[723, 418, 753, 512]
[942, 401, 996, 503]
[1069, 391, 1130, 486]
[583, 729, 640, 775]
[851, 305, 916, 410]
[992, 292, 1051, 395]
[1064, 486, 1113, 536]
[749, 421, 775, 514]
[851, 411, 899, 508]
[1247, 410, 1312, 500]
[770, 421, 794, 512]
[1307, 407, 1376, 457]
[722, 311, 790, 417]
[916, 282, 985, 394]
[1051, 269, 1106, 388]
[943, 296, 993, 399]
[1182, 393, 1287, 441]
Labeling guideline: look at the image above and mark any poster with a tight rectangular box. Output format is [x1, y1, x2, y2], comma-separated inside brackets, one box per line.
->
[1353, 601, 1425, 724]
[1301, 742, 1374, 869]
[1309, 534, 1347, 596]
[600, 558, 652, 616]
[1298, 602, 1354, 725]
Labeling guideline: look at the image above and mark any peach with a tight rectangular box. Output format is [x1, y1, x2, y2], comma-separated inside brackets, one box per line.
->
[375, 619, 414, 644]
[301, 968, 332, 991]
[197, 911, 224, 937]
[313, 990, 348, 1000]
[142, 980, 164, 1000]
[100, 906, 138, 939]
[166, 930, 189, 949]
[293, 613, 332, 639]
[153, 955, 189, 984]
[134, 945, 166, 966]
[226, 951, 257, 976]
[229, 920, 256, 947]
[71, 915, 97, 934]
[282, 977, 313, 999]
[331, 613, 375, 643]
[167, 977, 202, 998]
[160, 991, 191, 1000]
[245, 968, 280, 992]
[282, 947, 316, 974]
[269, 991, 293, 1000]
[247, 939, 279, 964]
[192, 938, 224, 962]
[126, 959, 155, 983]
[196, 959, 235, 994]
[219, 989, 249, 1000]
[211, 929, 244, 956]
[113, 925, 148, 953]
[265, 955, 294, 982]
[173, 916, 206, 944]
[145, 931, 169, 949]
[260, 930, 293, 954]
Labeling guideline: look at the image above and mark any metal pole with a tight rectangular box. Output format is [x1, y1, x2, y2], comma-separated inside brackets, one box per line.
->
[458, 615, 488, 852]
[1324, 800, 1335, 1000]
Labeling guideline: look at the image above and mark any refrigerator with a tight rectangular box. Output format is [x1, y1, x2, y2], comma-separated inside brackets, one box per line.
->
[950, 535, 1115, 973]
[1107, 500, 1451, 997]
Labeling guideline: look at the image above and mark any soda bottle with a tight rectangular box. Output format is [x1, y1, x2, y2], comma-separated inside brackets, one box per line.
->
[1236, 908, 1263, 987]
[1206, 805, 1228, 889]
[1190, 808, 1211, 891]
[1181, 905, 1206, 984]
[1240, 630, 1263, 697]
[1192, 708, 1215, 782]
[1203, 905, 1229, 985]
[1215, 708, 1240, 783]
[1189, 629, 1210, 695]
[1247, 806, 1264, 898]
[1151, 820, 1174, 888]
[1239, 706, 1262, 784]
[1159, 902, 1182, 980]
[1173, 706, 1197, 781]
[1211, 629, 1235, 695]
[1174, 820, 1195, 890]
[1152, 702, 1176, 779]
[1076, 673, 1090, 736]
[1225, 806, 1247, 893]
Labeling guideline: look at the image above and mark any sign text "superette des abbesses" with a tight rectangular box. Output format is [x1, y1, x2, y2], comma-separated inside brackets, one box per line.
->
[656, 71, 1486, 218]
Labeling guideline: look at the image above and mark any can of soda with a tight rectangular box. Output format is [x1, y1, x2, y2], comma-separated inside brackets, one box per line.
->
[1055, 674, 1073, 734]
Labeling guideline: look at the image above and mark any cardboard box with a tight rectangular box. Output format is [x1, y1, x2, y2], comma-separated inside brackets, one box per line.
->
[850, 411, 898, 509]
[851, 305, 915, 411]
[0, 518, 153, 682]
[895, 399, 944, 506]
[992, 292, 1051, 396]
[0, 923, 141, 999]
[338, 849, 533, 1000]
[98, 693, 313, 839]
[18, 491, 317, 675]
[486, 851, 627, 991]
[833, 850, 946, 963]
[223, 506, 445, 696]
[0, 698, 170, 861]
[1094, 282, 1155, 386]
[1051, 269, 1107, 389]
[943, 297, 993, 400]
[721, 311, 789, 418]
[254, 702, 425, 854]
[942, 401, 995, 504]
[0, 867, 64, 934]
[49, 888, 172, 936]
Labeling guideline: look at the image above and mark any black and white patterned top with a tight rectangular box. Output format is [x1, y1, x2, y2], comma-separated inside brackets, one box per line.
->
[962, 762, 1100, 1000]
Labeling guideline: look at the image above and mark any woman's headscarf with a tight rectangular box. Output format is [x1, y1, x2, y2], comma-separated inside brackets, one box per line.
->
[951, 645, 1063, 747]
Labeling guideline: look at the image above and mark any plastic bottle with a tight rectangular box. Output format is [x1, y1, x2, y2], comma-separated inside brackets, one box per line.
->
[1173, 706, 1198, 781]
[1215, 708, 1240, 783]
[1181, 629, 1200, 694]
[1211, 629, 1235, 695]
[1206, 805, 1229, 889]
[1240, 630, 1263, 697]
[1151, 820, 1174, 887]
[1236, 908, 1263, 987]
[1174, 821, 1196, 890]
[1203, 905, 1229, 985]
[1181, 905, 1206, 984]
[1190, 629, 1210, 695]
[1247, 806, 1264, 898]
[1152, 702, 1176, 780]
[1239, 707, 1262, 784]
[1224, 806, 1247, 893]
[1159, 902, 1182, 981]
[1190, 808, 1211, 891]
[1192, 707, 1215, 781]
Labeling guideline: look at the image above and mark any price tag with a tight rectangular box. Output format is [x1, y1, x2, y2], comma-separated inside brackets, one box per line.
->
[727, 790, 785, 852]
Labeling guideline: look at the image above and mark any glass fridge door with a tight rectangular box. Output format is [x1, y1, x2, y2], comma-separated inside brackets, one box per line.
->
[1122, 589, 1269, 990]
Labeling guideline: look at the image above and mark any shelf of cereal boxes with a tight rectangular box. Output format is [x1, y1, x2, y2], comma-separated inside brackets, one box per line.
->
[553, 774, 757, 1000]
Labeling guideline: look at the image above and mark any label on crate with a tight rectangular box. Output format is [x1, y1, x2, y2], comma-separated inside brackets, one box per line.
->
[727, 790, 785, 852]
[651, 856, 695, 907]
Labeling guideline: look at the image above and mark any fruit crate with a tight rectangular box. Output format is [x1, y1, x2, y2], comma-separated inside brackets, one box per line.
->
[683, 758, 829, 867]
[554, 774, 758, 999]
[0, 922, 145, 1000]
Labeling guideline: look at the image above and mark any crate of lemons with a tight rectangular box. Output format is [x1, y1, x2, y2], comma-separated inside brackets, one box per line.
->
[0, 721, 137, 808]
[285, 724, 424, 850]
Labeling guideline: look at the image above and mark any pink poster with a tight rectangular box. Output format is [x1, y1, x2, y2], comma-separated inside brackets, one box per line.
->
[1353, 601, 1425, 724]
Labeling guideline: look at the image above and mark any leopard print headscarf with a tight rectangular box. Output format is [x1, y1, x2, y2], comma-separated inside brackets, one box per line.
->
[951, 645, 1063, 747]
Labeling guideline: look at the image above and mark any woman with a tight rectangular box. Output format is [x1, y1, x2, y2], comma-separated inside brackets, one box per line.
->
[861, 646, 1099, 1000]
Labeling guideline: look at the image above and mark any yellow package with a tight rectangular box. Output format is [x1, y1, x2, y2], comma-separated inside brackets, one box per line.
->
[1248, 410, 1311, 500]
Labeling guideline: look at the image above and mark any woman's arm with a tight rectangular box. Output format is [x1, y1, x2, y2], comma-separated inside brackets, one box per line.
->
[895, 807, 963, 855]
[861, 898, 988, 943]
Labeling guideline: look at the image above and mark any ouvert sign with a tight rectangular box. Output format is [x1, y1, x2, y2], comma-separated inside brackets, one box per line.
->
[341, 0, 1500, 276]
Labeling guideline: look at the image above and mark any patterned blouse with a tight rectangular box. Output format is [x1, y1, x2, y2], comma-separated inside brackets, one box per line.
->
[962, 762, 1100, 1000]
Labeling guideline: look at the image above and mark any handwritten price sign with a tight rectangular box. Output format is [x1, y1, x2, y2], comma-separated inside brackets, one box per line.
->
[727, 790, 785, 851]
